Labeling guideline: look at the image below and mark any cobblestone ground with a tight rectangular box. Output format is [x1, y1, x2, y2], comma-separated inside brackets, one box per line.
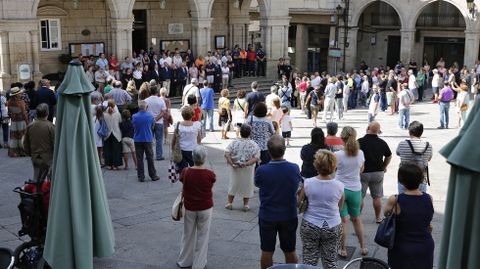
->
[0, 100, 462, 268]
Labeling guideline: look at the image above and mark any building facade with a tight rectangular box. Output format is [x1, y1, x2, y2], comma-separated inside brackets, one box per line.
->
[0, 0, 479, 90]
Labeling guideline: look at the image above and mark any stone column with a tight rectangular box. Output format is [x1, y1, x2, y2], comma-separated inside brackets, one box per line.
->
[345, 28, 358, 72]
[229, 17, 250, 48]
[192, 18, 213, 56]
[30, 30, 42, 79]
[400, 28, 416, 64]
[464, 30, 480, 68]
[0, 31, 11, 91]
[111, 18, 133, 59]
[295, 24, 308, 73]
[260, 16, 291, 78]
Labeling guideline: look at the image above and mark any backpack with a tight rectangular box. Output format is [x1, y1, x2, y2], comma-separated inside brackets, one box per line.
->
[97, 118, 109, 139]
[406, 140, 430, 185]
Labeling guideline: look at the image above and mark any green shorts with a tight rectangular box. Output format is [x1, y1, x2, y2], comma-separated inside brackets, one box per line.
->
[340, 189, 362, 218]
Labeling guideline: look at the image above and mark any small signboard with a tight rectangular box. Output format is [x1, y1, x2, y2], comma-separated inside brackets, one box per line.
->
[18, 64, 31, 80]
[168, 23, 184, 35]
[329, 48, 342, 58]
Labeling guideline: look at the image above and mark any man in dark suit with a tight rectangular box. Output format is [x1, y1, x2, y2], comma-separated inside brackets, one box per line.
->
[36, 79, 57, 122]
[150, 64, 161, 83]
[174, 63, 189, 97]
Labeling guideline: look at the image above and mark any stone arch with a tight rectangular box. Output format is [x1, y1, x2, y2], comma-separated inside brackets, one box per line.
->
[32, 0, 120, 19]
[410, 0, 469, 30]
[350, 0, 406, 28]
[205, 0, 268, 18]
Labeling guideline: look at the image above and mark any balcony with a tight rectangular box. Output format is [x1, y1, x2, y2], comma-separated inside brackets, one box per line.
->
[416, 13, 465, 28]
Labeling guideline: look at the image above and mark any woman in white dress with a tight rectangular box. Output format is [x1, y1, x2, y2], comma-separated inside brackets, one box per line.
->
[232, 89, 247, 138]
[224, 124, 260, 211]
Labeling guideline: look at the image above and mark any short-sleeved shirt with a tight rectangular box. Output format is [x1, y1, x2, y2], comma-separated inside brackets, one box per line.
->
[334, 150, 365, 191]
[280, 115, 291, 132]
[368, 93, 380, 114]
[249, 116, 274, 151]
[120, 120, 134, 138]
[181, 168, 216, 211]
[325, 136, 344, 152]
[309, 90, 323, 106]
[145, 95, 166, 124]
[132, 111, 154, 142]
[178, 122, 202, 151]
[255, 160, 301, 221]
[225, 139, 261, 163]
[303, 178, 344, 228]
[200, 87, 215, 110]
[300, 144, 325, 178]
[396, 138, 432, 166]
[358, 134, 392, 173]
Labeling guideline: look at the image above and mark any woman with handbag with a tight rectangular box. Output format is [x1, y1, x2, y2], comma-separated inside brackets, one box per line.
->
[383, 163, 434, 269]
[299, 149, 344, 269]
[224, 124, 260, 211]
[177, 145, 216, 269]
[218, 89, 231, 140]
[171, 106, 202, 173]
[103, 99, 123, 170]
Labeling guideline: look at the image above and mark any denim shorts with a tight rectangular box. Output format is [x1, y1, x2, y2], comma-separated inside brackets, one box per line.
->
[259, 218, 298, 252]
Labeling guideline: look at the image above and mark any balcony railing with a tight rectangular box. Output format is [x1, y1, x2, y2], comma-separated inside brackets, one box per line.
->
[416, 13, 465, 28]
[369, 13, 401, 27]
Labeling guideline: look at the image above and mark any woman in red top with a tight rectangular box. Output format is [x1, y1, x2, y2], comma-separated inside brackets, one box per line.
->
[325, 122, 344, 152]
[187, 95, 204, 122]
[109, 54, 119, 79]
[177, 145, 216, 269]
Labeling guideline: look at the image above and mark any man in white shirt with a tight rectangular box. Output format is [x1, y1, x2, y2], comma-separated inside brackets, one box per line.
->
[95, 53, 108, 70]
[182, 78, 200, 106]
[323, 77, 337, 122]
[173, 53, 183, 68]
[408, 69, 418, 100]
[145, 87, 167, 160]
[94, 68, 107, 92]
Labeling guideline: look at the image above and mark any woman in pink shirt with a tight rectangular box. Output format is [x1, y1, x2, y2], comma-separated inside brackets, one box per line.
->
[298, 77, 308, 112]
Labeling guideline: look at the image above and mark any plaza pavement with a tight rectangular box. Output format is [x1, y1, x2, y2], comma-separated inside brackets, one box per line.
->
[0, 99, 463, 268]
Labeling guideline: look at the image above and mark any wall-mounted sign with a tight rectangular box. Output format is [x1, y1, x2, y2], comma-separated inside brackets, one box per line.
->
[328, 48, 342, 58]
[168, 23, 184, 35]
[18, 64, 31, 80]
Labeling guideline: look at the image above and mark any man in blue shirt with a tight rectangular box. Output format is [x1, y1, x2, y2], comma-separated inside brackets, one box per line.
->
[254, 135, 301, 269]
[200, 82, 215, 132]
[132, 101, 159, 182]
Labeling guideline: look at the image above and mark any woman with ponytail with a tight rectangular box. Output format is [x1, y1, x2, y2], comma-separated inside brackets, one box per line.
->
[334, 126, 368, 258]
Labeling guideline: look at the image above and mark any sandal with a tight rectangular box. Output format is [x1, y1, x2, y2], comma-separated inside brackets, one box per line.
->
[225, 203, 233, 210]
[361, 248, 369, 256]
[338, 249, 348, 258]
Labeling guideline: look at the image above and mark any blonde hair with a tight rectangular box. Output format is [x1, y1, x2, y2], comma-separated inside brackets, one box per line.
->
[181, 105, 195, 120]
[221, 88, 229, 97]
[340, 126, 359, 157]
[314, 149, 337, 176]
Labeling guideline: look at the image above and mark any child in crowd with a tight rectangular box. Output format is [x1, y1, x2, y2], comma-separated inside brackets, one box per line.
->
[119, 110, 137, 170]
[279, 106, 293, 146]
[272, 121, 280, 135]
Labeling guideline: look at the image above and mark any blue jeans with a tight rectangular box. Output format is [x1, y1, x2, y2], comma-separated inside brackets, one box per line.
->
[203, 109, 214, 132]
[380, 91, 387, 111]
[1, 123, 8, 144]
[439, 101, 450, 128]
[154, 123, 164, 159]
[398, 108, 410, 129]
[398, 182, 427, 194]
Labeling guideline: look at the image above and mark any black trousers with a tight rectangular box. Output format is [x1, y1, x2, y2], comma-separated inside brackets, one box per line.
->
[104, 135, 123, 167]
[135, 142, 157, 180]
[257, 61, 266, 76]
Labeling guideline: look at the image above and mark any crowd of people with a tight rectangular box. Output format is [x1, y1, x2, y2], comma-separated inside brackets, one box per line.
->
[2, 52, 479, 269]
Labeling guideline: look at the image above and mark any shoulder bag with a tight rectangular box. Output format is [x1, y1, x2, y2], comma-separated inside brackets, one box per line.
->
[297, 184, 308, 214]
[172, 169, 187, 221]
[172, 123, 183, 163]
[375, 195, 398, 249]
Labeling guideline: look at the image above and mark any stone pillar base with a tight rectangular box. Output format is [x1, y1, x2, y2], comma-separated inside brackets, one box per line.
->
[0, 73, 11, 92]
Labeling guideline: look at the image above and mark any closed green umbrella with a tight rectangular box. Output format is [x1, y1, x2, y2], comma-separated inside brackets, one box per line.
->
[43, 60, 115, 268]
[438, 99, 480, 269]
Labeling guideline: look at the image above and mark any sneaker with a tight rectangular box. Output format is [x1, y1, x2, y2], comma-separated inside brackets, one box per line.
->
[151, 176, 160, 181]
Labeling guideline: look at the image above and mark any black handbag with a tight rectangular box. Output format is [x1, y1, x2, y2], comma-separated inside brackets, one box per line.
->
[375, 195, 398, 249]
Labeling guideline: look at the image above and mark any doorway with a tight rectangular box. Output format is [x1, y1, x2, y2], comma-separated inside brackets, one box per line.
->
[132, 10, 147, 54]
[423, 37, 465, 67]
[386, 36, 401, 69]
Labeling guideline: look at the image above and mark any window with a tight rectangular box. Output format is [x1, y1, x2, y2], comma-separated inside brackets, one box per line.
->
[40, 19, 61, 50]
